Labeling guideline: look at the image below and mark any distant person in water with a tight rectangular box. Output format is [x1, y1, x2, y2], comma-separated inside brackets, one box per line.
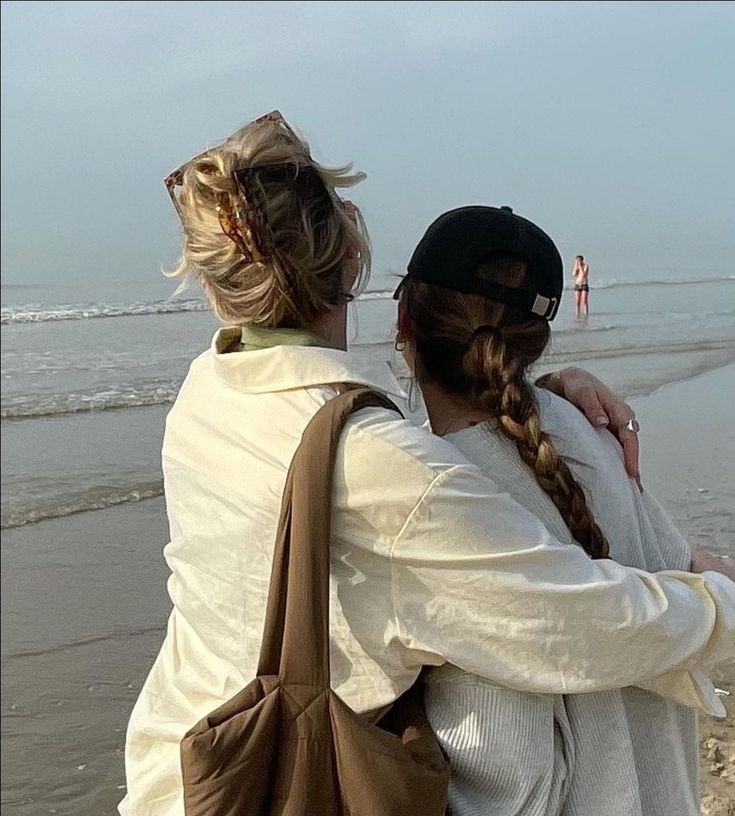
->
[573, 254, 590, 317]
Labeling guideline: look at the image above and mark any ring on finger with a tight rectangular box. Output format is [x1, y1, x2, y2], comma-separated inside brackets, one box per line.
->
[625, 418, 641, 433]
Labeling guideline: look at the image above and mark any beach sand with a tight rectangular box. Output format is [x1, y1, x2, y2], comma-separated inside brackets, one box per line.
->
[1, 364, 733, 815]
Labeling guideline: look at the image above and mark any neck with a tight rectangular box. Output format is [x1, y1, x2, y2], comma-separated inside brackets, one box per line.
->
[304, 306, 348, 351]
[420, 380, 491, 436]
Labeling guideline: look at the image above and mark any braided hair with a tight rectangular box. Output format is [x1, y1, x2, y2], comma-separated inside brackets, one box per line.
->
[400, 259, 608, 559]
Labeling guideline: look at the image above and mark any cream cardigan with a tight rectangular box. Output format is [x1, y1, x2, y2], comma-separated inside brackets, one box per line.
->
[426, 388, 711, 816]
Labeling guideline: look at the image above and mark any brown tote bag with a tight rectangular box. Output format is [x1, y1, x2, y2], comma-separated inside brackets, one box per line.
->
[180, 387, 449, 816]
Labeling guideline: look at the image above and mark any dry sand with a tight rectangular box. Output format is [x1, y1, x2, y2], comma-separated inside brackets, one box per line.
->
[699, 662, 735, 816]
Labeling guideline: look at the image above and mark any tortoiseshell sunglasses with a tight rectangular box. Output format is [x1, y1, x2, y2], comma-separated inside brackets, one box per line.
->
[163, 110, 306, 262]
[164, 109, 358, 272]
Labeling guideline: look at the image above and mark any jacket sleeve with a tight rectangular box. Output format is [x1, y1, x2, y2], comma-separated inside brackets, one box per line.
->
[388, 462, 734, 716]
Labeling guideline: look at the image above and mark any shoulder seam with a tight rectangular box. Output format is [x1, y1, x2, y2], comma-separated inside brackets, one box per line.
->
[386, 465, 463, 651]
[389, 465, 462, 558]
[342, 407, 447, 483]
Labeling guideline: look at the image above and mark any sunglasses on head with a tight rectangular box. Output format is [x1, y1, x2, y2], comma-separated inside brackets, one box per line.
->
[164, 111, 306, 262]
[163, 110, 297, 212]
[164, 110, 358, 270]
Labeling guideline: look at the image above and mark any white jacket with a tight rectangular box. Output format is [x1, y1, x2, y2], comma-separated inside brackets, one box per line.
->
[121, 327, 734, 816]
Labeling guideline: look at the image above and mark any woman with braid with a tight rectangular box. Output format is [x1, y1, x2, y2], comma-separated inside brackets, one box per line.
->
[393, 205, 734, 816]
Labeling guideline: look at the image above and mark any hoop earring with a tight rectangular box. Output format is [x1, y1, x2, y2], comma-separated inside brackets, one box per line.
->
[394, 337, 406, 352]
[407, 376, 420, 414]
[348, 297, 359, 345]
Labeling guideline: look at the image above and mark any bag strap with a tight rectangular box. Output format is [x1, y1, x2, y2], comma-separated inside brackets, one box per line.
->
[256, 387, 402, 686]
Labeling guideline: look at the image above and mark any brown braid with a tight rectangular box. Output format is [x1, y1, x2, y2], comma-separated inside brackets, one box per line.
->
[400, 267, 609, 560]
[464, 328, 608, 558]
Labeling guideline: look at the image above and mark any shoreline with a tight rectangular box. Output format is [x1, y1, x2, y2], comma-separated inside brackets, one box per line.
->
[3, 325, 734, 532]
[2, 364, 734, 814]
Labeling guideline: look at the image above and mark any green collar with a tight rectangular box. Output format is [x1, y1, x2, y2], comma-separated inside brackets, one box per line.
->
[237, 325, 337, 352]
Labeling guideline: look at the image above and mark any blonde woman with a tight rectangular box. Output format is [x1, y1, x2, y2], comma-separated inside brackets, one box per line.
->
[121, 114, 735, 815]
[393, 205, 734, 816]
[572, 254, 590, 317]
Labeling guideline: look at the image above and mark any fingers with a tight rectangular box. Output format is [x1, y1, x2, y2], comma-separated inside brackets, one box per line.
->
[602, 394, 635, 433]
[690, 545, 735, 580]
[556, 367, 616, 428]
[619, 430, 642, 490]
[555, 367, 643, 486]
[565, 384, 610, 428]
[597, 392, 642, 486]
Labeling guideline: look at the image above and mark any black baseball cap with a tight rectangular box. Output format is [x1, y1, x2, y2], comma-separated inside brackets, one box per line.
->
[394, 205, 563, 321]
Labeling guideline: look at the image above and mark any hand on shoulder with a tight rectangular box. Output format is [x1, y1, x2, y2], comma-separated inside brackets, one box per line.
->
[690, 544, 735, 581]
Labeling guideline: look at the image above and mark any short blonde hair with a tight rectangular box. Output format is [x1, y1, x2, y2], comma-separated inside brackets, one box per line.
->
[166, 114, 370, 327]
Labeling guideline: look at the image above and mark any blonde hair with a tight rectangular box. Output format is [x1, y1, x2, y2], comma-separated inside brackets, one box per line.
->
[166, 115, 370, 327]
[401, 261, 608, 559]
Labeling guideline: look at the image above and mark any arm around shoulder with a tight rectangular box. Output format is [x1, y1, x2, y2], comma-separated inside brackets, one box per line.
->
[386, 461, 734, 714]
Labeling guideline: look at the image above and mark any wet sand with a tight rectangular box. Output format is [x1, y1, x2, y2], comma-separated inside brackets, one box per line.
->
[632, 365, 735, 815]
[1, 500, 170, 815]
[1, 364, 733, 815]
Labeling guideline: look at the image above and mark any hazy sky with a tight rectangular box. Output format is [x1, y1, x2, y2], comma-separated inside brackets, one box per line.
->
[2, 0, 734, 293]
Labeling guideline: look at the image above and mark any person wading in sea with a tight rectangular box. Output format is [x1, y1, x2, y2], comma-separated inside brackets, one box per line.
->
[573, 254, 590, 317]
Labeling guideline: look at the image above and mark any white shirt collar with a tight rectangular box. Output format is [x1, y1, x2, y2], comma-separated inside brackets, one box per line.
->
[210, 327, 407, 398]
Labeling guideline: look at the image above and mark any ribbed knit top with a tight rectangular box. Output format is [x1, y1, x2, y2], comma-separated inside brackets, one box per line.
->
[425, 387, 699, 816]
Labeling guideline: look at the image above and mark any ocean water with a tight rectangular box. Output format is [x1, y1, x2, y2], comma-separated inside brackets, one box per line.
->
[2, 273, 734, 532]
